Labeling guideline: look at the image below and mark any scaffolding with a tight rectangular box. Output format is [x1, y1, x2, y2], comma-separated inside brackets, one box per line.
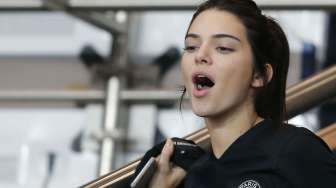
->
[1, 0, 336, 181]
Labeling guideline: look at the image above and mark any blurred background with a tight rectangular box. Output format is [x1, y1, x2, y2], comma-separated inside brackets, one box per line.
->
[0, 0, 335, 187]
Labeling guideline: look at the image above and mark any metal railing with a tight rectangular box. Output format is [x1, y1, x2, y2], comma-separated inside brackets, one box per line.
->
[0, 90, 183, 103]
[318, 123, 336, 150]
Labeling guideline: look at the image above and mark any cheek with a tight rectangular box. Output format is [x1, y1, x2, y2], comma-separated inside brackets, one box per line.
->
[215, 56, 253, 88]
[233, 50, 254, 75]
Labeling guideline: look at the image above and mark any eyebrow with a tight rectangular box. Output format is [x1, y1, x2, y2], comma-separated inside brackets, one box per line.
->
[185, 33, 241, 42]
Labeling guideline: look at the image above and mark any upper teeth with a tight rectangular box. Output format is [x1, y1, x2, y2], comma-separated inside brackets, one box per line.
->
[196, 74, 207, 90]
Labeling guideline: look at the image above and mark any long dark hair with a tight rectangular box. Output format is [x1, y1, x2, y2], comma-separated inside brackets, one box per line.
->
[180, 0, 289, 127]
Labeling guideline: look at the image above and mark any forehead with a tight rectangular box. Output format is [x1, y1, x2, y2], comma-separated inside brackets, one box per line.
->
[188, 9, 247, 41]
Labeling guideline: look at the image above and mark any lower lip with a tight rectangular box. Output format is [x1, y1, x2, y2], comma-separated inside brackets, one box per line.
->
[193, 86, 210, 97]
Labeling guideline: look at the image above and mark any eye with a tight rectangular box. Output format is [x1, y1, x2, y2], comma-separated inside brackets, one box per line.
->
[216, 46, 234, 54]
[183, 46, 198, 53]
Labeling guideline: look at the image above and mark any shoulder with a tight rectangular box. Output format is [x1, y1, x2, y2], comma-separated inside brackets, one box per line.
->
[254, 120, 309, 155]
[278, 125, 332, 160]
[257, 120, 331, 156]
[256, 120, 334, 169]
[270, 122, 334, 164]
[274, 124, 336, 187]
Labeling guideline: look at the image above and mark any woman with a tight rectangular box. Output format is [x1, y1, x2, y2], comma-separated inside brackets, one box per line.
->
[144, 0, 336, 187]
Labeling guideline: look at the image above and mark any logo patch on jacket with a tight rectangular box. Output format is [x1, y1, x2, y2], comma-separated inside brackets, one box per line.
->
[238, 180, 261, 188]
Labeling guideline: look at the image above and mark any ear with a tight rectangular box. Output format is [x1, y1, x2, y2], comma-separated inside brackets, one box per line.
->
[251, 64, 273, 88]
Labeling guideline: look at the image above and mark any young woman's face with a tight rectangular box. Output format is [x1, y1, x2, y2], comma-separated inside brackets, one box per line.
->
[181, 9, 255, 118]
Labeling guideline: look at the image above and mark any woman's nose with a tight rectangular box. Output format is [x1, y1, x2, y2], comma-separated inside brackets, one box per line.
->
[195, 46, 212, 65]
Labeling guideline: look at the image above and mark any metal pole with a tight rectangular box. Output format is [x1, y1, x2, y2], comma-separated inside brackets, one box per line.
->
[0, 90, 104, 102]
[0, 90, 185, 103]
[99, 77, 120, 175]
[69, 0, 336, 10]
[2, 0, 336, 10]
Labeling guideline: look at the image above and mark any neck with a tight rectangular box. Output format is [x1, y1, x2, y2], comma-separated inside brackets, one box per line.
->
[205, 100, 263, 159]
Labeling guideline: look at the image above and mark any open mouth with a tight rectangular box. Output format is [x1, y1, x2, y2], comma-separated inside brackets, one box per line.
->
[192, 74, 215, 90]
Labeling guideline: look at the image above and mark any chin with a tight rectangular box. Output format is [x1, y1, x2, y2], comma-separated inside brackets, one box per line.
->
[193, 111, 208, 118]
[191, 104, 213, 117]
[191, 100, 232, 119]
